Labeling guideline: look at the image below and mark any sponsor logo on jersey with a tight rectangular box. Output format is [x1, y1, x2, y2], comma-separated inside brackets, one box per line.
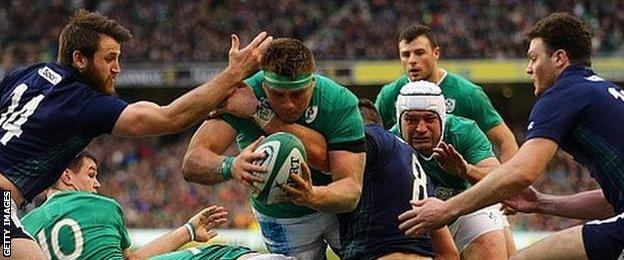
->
[38, 66, 62, 86]
[445, 98, 455, 113]
[586, 75, 605, 82]
[305, 106, 318, 123]
[527, 121, 534, 131]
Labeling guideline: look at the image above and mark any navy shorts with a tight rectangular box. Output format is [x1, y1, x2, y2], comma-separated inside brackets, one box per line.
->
[582, 212, 624, 260]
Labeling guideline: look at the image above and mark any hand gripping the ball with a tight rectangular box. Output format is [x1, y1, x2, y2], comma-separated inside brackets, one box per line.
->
[187, 205, 228, 242]
[279, 161, 316, 207]
[232, 136, 268, 194]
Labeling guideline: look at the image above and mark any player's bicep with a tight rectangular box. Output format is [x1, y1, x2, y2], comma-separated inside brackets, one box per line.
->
[187, 119, 237, 155]
[111, 101, 176, 138]
[328, 150, 366, 183]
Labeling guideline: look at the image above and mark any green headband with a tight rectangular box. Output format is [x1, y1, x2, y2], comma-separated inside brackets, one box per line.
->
[263, 71, 314, 90]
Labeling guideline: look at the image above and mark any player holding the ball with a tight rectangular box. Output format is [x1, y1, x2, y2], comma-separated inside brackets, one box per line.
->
[182, 38, 366, 259]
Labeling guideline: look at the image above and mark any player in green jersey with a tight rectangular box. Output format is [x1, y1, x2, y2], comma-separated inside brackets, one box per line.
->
[391, 81, 507, 259]
[375, 25, 517, 163]
[376, 24, 519, 255]
[20, 151, 277, 260]
[182, 38, 366, 259]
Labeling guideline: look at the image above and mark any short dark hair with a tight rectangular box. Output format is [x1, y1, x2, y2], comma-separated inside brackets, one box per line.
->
[398, 24, 438, 48]
[527, 12, 592, 66]
[358, 98, 382, 126]
[261, 38, 315, 76]
[67, 150, 98, 173]
[57, 9, 132, 64]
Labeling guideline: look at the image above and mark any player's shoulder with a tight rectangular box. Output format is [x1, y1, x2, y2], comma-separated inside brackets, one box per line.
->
[52, 191, 122, 210]
[442, 71, 484, 94]
[445, 114, 480, 136]
[313, 74, 358, 109]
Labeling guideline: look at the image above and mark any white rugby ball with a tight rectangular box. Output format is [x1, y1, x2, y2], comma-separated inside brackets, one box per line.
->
[250, 132, 307, 204]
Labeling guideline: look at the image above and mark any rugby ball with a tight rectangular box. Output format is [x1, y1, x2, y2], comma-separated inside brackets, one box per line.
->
[250, 132, 307, 204]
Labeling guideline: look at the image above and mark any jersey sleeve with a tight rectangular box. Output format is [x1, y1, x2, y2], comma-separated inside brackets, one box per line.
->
[108, 200, 132, 250]
[326, 91, 365, 147]
[75, 90, 128, 136]
[466, 87, 504, 132]
[456, 119, 495, 165]
[375, 85, 397, 130]
[525, 86, 590, 143]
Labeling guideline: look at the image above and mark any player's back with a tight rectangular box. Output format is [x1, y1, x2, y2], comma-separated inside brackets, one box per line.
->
[338, 124, 434, 259]
[21, 191, 131, 260]
[528, 65, 624, 212]
[0, 63, 127, 202]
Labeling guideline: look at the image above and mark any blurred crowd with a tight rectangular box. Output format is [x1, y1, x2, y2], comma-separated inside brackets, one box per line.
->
[23, 128, 599, 231]
[2, 0, 624, 68]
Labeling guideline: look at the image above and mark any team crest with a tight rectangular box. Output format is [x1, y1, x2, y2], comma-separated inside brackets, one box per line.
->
[305, 106, 318, 123]
[434, 187, 456, 200]
[445, 98, 456, 113]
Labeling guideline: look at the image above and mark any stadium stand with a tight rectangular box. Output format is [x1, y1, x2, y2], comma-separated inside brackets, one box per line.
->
[0, 0, 608, 235]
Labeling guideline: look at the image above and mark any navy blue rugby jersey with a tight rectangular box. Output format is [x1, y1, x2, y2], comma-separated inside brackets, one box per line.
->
[338, 124, 435, 260]
[0, 63, 127, 202]
[526, 65, 624, 212]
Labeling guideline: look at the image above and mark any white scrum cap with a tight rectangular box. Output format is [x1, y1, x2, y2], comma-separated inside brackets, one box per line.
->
[395, 80, 446, 135]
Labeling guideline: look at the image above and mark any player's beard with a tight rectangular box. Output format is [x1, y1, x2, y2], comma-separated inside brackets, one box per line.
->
[82, 64, 116, 95]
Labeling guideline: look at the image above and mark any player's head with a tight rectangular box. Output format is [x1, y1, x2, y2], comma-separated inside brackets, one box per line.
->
[261, 38, 316, 123]
[398, 25, 440, 82]
[57, 9, 132, 95]
[358, 98, 383, 126]
[50, 150, 101, 194]
[396, 81, 446, 158]
[525, 12, 592, 96]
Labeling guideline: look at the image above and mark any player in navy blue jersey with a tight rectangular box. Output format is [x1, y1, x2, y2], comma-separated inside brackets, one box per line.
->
[0, 9, 271, 258]
[337, 99, 457, 259]
[398, 12, 624, 260]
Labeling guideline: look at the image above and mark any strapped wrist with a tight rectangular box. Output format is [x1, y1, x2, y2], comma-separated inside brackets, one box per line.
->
[220, 156, 235, 180]
[183, 222, 196, 241]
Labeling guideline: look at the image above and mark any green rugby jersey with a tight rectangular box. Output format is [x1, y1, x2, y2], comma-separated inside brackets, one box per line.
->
[21, 191, 131, 260]
[150, 245, 254, 260]
[391, 115, 495, 200]
[375, 72, 503, 132]
[221, 71, 365, 218]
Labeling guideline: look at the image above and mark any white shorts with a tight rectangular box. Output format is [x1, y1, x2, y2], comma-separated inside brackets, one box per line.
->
[252, 209, 341, 259]
[449, 204, 505, 252]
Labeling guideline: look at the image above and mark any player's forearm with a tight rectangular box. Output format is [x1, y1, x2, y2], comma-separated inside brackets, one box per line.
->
[446, 159, 536, 219]
[182, 149, 228, 185]
[536, 189, 614, 219]
[164, 69, 243, 130]
[308, 177, 362, 213]
[130, 226, 190, 259]
[461, 164, 490, 184]
[497, 138, 519, 163]
[261, 118, 330, 171]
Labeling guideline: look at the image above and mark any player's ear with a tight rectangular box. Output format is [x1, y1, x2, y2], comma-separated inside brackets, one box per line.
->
[72, 50, 88, 71]
[552, 49, 569, 68]
[60, 169, 74, 185]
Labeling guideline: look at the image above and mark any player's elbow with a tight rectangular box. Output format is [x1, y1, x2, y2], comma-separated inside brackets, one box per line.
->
[343, 181, 362, 212]
[181, 152, 202, 183]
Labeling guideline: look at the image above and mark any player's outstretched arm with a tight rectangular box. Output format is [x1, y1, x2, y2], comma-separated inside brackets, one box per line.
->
[431, 227, 459, 260]
[398, 138, 557, 237]
[112, 32, 273, 138]
[125, 206, 228, 260]
[182, 120, 267, 191]
[502, 187, 614, 220]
